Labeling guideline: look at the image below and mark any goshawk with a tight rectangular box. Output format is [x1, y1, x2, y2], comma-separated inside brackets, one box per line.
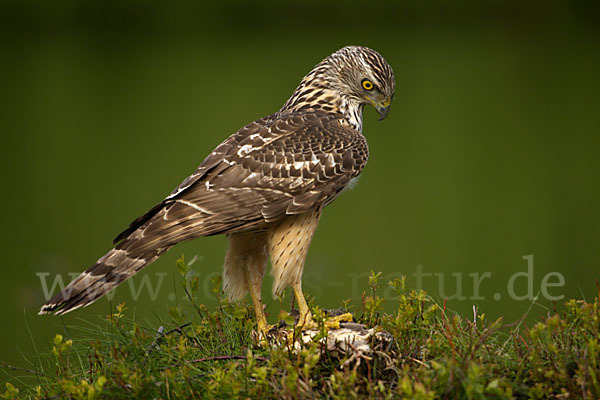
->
[39, 46, 395, 335]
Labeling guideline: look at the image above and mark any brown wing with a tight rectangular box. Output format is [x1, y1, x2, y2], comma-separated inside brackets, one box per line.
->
[39, 111, 368, 315]
[114, 111, 368, 255]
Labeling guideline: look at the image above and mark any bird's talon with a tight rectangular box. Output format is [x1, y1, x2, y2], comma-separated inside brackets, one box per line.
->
[331, 312, 354, 323]
[322, 312, 354, 329]
[252, 323, 279, 343]
[294, 312, 354, 331]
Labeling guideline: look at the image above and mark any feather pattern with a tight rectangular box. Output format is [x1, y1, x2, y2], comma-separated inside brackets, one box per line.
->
[39, 112, 368, 314]
[39, 45, 393, 316]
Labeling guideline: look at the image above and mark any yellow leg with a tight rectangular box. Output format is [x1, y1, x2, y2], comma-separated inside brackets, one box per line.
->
[224, 232, 271, 337]
[244, 259, 269, 336]
[248, 281, 268, 334]
[293, 282, 353, 330]
[293, 282, 313, 327]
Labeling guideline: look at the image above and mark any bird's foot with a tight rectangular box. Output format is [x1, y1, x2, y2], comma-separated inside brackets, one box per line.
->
[317, 311, 354, 330]
[252, 323, 280, 345]
[295, 310, 354, 331]
[254, 309, 355, 347]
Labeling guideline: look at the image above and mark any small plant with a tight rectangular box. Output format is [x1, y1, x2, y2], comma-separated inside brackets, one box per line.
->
[2, 256, 600, 399]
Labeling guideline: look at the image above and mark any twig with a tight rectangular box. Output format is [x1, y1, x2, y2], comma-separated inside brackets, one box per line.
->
[184, 287, 204, 318]
[190, 355, 268, 363]
[407, 356, 428, 368]
[165, 322, 192, 336]
[148, 322, 192, 354]
[0, 362, 47, 377]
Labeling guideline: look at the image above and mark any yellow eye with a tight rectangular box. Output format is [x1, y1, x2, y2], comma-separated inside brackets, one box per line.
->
[361, 79, 374, 91]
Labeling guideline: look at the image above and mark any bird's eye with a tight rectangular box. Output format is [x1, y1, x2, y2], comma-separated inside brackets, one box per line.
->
[361, 79, 374, 91]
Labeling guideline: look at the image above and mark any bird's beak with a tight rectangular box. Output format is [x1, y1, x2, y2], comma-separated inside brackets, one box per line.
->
[368, 96, 392, 120]
[376, 100, 391, 120]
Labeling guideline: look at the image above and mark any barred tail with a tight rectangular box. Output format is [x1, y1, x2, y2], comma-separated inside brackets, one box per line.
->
[38, 243, 170, 316]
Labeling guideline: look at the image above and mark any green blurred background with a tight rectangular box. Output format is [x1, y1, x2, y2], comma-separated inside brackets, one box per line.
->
[1, 0, 599, 375]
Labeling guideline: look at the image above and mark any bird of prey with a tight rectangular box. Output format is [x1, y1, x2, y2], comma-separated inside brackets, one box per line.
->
[39, 46, 395, 335]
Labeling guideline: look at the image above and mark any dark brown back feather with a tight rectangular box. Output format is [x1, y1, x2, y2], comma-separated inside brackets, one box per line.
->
[40, 110, 368, 315]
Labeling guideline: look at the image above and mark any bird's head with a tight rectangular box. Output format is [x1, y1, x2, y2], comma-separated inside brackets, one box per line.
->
[324, 46, 395, 120]
[281, 46, 395, 130]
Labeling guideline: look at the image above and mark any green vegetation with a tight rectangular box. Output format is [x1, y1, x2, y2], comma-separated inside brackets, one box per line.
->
[2, 257, 599, 399]
[3, 0, 600, 368]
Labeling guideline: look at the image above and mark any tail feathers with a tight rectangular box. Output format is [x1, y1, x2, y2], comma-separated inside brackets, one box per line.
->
[39, 246, 168, 316]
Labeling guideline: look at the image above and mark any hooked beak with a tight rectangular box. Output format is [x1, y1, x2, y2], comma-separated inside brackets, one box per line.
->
[376, 102, 391, 120]
[368, 96, 392, 120]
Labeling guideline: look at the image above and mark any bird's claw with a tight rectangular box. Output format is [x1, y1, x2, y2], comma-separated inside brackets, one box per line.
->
[296, 311, 354, 331]
[252, 322, 279, 344]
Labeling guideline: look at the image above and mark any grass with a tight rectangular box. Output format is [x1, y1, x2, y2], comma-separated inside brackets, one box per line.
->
[1, 256, 599, 399]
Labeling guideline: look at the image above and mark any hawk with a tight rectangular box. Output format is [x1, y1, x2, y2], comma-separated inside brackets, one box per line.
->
[39, 46, 395, 335]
